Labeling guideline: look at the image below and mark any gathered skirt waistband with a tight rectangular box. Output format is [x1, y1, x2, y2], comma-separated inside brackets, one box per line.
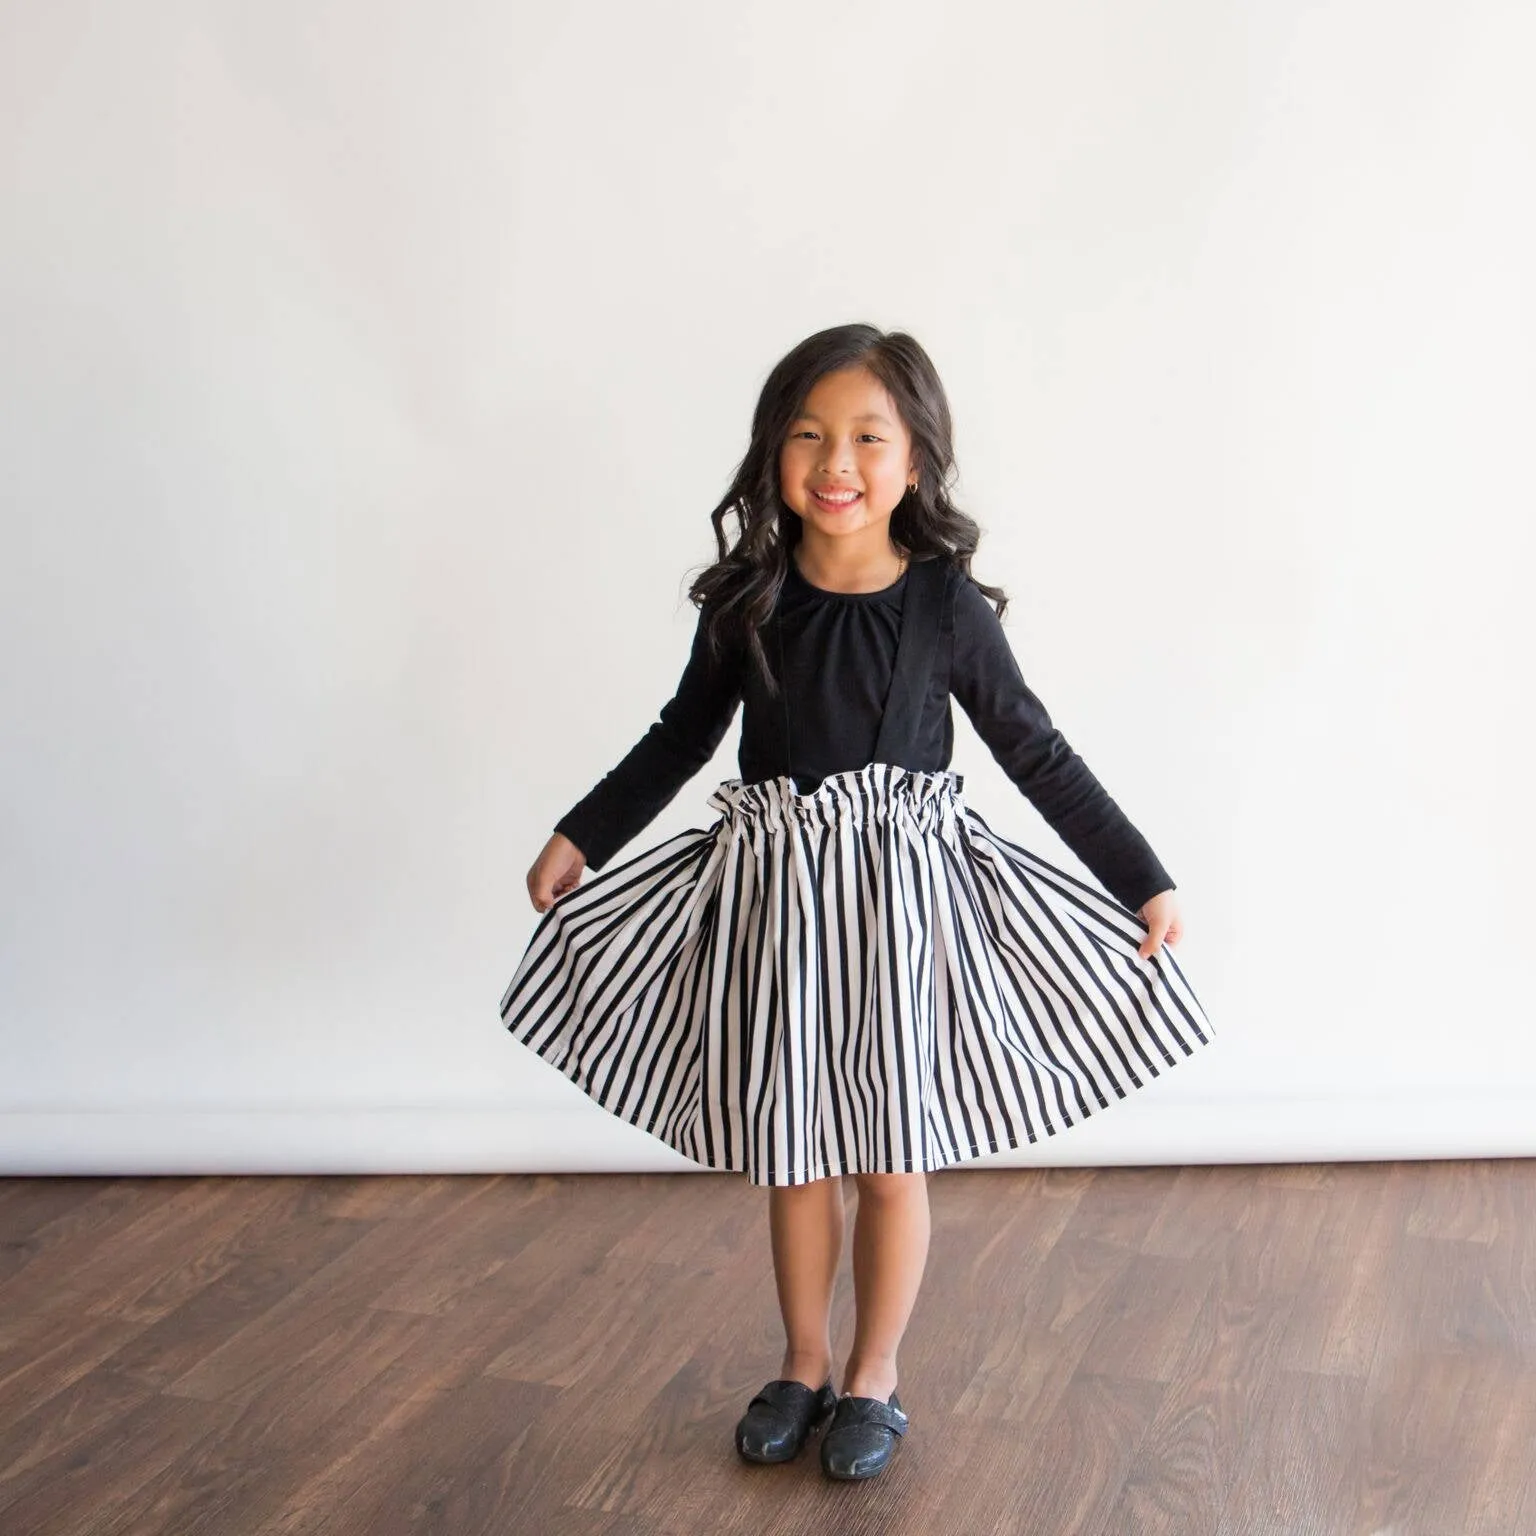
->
[705, 762, 964, 838]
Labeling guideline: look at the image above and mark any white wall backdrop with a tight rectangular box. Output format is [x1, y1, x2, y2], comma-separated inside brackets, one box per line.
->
[2, 1, 1532, 1173]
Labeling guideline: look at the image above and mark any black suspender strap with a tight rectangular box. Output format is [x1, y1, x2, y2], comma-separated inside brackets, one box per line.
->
[774, 609, 795, 780]
[870, 555, 951, 768]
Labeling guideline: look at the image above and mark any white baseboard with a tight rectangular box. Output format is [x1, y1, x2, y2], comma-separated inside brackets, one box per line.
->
[2, 1092, 1533, 1175]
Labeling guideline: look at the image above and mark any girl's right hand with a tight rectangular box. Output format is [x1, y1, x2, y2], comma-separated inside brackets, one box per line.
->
[528, 832, 587, 913]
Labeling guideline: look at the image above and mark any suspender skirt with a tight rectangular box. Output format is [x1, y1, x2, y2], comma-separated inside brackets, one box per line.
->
[498, 560, 1215, 1186]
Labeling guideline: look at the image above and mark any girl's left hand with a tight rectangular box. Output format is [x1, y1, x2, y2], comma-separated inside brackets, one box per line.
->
[1135, 889, 1183, 959]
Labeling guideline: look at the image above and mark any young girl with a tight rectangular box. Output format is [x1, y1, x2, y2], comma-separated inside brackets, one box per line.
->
[499, 323, 1214, 1483]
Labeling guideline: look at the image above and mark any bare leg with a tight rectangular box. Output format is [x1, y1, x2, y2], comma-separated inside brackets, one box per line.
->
[841, 1171, 931, 1400]
[768, 1175, 846, 1389]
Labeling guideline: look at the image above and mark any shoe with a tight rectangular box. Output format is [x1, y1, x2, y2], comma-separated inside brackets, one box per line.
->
[819, 1390, 908, 1480]
[734, 1378, 838, 1463]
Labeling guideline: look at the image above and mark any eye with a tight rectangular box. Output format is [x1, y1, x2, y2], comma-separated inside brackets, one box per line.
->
[789, 431, 885, 442]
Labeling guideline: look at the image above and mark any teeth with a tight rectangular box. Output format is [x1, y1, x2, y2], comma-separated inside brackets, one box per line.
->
[815, 490, 859, 503]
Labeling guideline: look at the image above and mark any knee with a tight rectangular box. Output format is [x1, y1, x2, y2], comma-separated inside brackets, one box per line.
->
[852, 1170, 926, 1201]
[771, 1173, 847, 1203]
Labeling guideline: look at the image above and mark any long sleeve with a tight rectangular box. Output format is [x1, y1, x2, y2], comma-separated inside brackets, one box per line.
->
[554, 602, 743, 870]
[949, 577, 1175, 913]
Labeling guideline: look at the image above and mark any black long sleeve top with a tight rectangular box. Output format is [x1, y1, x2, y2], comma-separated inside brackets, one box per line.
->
[553, 557, 1176, 913]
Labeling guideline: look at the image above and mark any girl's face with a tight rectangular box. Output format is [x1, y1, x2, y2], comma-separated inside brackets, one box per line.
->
[778, 366, 918, 549]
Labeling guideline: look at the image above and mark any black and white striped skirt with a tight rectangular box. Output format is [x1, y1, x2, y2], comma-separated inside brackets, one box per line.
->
[499, 762, 1214, 1187]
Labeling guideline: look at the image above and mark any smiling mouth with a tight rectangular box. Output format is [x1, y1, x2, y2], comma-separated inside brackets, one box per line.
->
[811, 489, 863, 510]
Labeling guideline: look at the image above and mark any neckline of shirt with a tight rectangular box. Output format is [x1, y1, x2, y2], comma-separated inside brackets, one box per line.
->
[786, 555, 910, 603]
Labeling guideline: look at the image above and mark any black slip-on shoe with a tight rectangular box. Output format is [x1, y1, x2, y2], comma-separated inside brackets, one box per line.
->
[819, 1389, 908, 1480]
[734, 1378, 838, 1463]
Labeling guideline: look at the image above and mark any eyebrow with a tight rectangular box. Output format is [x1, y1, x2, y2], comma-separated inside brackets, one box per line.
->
[791, 412, 895, 426]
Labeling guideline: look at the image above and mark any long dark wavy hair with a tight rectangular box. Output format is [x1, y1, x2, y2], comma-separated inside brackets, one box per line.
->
[686, 323, 1009, 698]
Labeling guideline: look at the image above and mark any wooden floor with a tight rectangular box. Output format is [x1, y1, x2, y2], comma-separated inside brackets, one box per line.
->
[0, 1159, 1532, 1535]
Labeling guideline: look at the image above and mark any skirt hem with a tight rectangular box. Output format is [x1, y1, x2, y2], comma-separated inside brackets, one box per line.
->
[513, 1022, 1199, 1188]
